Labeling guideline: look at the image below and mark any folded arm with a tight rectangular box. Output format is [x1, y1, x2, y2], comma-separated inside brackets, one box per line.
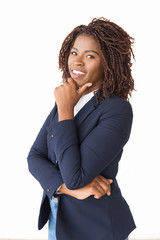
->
[27, 105, 112, 200]
[47, 98, 133, 190]
[58, 175, 113, 200]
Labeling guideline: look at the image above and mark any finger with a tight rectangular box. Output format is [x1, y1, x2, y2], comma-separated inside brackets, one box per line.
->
[96, 176, 112, 196]
[106, 180, 113, 196]
[77, 83, 92, 96]
[67, 78, 71, 83]
[108, 179, 113, 184]
[94, 183, 106, 196]
[107, 184, 111, 196]
[92, 186, 105, 199]
[98, 175, 113, 184]
[90, 181, 106, 198]
[101, 181, 111, 196]
[67, 77, 75, 84]
[93, 178, 110, 196]
[67, 77, 79, 89]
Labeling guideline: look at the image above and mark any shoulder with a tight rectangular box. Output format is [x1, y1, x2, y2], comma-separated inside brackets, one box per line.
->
[98, 95, 133, 135]
[100, 94, 133, 117]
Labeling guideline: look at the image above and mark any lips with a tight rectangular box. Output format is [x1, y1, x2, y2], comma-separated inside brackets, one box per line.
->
[70, 69, 86, 79]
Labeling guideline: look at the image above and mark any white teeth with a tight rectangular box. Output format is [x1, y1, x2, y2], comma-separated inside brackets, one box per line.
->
[72, 70, 85, 75]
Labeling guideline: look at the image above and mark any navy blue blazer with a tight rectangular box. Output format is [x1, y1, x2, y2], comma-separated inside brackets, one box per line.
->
[27, 93, 136, 240]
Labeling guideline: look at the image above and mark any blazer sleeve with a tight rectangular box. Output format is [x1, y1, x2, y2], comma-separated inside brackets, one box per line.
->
[47, 99, 133, 190]
[27, 105, 64, 199]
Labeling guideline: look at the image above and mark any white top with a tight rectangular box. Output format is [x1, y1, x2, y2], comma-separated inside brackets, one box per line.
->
[74, 89, 97, 116]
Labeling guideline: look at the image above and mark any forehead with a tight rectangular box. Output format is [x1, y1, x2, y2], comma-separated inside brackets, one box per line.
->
[72, 34, 100, 52]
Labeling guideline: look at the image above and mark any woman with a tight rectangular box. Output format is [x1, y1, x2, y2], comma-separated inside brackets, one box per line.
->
[27, 18, 136, 240]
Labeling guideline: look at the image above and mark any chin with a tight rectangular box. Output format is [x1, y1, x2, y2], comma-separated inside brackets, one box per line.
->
[73, 80, 82, 88]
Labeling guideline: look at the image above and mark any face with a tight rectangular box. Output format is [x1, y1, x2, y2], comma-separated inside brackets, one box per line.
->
[68, 34, 104, 93]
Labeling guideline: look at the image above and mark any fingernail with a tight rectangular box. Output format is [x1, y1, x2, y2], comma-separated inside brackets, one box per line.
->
[87, 83, 92, 87]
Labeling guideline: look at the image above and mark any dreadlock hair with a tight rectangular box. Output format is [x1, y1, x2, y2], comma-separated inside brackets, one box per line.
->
[59, 17, 135, 106]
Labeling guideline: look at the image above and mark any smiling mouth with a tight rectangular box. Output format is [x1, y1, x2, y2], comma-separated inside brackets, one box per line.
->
[71, 69, 86, 78]
[72, 69, 86, 75]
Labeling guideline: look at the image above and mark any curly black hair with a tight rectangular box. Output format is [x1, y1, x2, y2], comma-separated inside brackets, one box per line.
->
[59, 17, 135, 105]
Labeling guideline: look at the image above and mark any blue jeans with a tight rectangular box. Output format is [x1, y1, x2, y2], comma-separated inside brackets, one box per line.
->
[48, 197, 58, 240]
[48, 197, 129, 240]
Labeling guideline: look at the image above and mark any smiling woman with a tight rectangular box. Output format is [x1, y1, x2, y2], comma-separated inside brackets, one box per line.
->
[59, 18, 135, 104]
[27, 17, 136, 240]
[68, 34, 104, 94]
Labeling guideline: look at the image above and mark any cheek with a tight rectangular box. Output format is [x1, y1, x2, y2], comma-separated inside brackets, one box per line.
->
[89, 61, 104, 75]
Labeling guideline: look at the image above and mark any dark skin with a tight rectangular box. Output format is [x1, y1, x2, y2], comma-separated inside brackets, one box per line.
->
[54, 34, 112, 199]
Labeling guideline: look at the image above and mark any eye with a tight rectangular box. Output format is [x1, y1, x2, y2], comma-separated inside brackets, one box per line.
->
[70, 51, 77, 56]
[87, 55, 95, 59]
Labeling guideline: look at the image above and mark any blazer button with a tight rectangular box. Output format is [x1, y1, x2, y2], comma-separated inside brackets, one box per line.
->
[47, 188, 50, 193]
[50, 134, 54, 139]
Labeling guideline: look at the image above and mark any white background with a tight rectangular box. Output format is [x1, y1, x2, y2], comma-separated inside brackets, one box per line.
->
[0, 0, 160, 239]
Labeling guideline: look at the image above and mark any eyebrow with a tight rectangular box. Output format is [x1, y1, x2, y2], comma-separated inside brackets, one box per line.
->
[72, 47, 100, 56]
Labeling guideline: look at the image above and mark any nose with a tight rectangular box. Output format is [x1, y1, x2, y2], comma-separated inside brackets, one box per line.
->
[73, 56, 84, 66]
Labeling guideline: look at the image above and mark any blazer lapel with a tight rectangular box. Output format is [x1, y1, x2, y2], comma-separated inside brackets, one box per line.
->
[74, 95, 96, 126]
[74, 90, 104, 127]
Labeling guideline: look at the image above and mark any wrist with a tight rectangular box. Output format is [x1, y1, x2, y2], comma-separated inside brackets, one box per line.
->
[58, 183, 78, 198]
[58, 108, 74, 121]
